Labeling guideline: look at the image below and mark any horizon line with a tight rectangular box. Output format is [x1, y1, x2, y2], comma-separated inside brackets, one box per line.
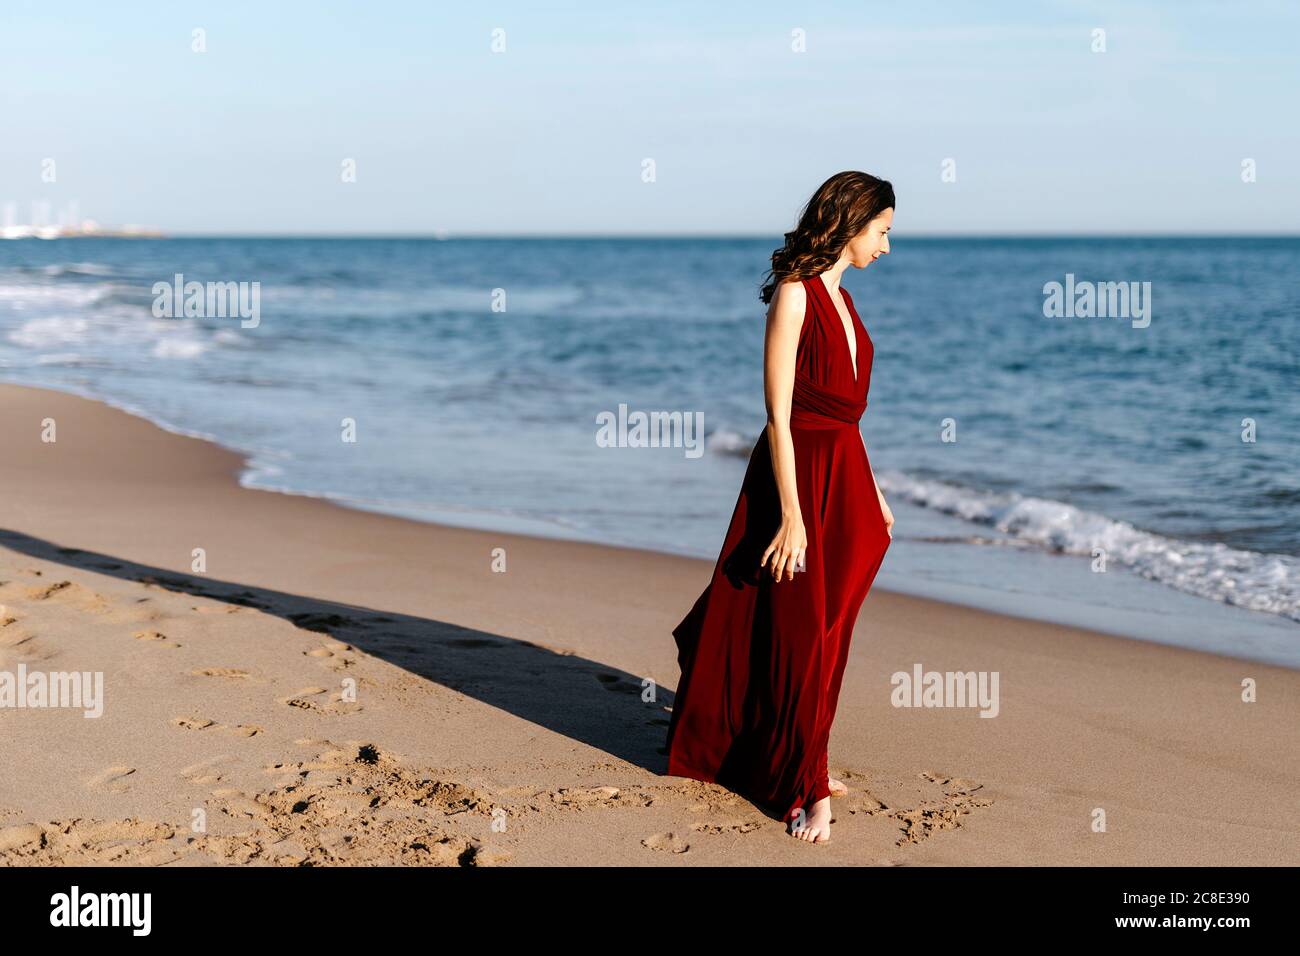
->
[111, 230, 1300, 241]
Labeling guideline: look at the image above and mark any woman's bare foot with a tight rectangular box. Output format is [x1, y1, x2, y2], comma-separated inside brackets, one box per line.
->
[789, 795, 832, 843]
[828, 777, 848, 797]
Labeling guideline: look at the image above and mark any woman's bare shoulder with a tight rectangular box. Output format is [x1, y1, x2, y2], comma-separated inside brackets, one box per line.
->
[768, 276, 807, 321]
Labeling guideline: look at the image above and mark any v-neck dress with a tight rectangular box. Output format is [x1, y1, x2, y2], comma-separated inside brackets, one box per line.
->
[665, 275, 892, 824]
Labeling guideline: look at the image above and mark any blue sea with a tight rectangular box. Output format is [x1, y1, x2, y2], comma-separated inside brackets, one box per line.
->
[1, 237, 1297, 665]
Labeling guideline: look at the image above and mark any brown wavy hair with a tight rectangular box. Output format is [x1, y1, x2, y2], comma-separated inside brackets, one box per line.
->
[759, 170, 895, 304]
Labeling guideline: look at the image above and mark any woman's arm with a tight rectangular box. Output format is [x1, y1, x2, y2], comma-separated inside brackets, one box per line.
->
[759, 280, 808, 581]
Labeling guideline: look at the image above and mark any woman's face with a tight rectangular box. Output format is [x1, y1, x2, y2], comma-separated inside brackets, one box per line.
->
[845, 207, 893, 268]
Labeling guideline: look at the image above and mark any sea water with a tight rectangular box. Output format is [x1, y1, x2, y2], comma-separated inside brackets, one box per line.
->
[1, 236, 1296, 664]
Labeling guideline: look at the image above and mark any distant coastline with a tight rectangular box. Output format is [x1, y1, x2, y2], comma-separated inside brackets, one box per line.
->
[0, 224, 166, 240]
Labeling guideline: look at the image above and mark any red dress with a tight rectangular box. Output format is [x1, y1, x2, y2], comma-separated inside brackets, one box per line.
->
[665, 274, 891, 825]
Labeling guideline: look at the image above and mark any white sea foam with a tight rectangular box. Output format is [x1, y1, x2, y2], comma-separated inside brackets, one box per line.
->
[879, 472, 1300, 622]
[152, 337, 209, 359]
[0, 282, 112, 308]
[707, 427, 755, 457]
[702, 428, 1298, 619]
[33, 352, 92, 366]
[8, 316, 92, 347]
[704, 429, 1298, 621]
[41, 263, 115, 278]
[3, 288, 219, 361]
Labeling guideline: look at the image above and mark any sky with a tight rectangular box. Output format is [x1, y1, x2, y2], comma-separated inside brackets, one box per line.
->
[1, 0, 1297, 235]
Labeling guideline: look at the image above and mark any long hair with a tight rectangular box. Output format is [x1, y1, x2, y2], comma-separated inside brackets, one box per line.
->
[759, 171, 895, 304]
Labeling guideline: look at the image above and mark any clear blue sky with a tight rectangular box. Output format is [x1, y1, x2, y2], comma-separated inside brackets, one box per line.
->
[1, 0, 1296, 235]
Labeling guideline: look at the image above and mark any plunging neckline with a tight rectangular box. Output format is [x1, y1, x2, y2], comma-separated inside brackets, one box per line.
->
[812, 274, 858, 382]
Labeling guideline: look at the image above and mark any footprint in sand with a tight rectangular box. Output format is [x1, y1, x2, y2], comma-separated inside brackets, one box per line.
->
[0, 626, 55, 663]
[209, 788, 274, 822]
[303, 642, 357, 670]
[692, 820, 762, 835]
[1, 818, 182, 866]
[875, 772, 992, 846]
[550, 786, 622, 807]
[190, 667, 252, 680]
[133, 629, 182, 649]
[22, 580, 111, 614]
[173, 716, 218, 731]
[224, 591, 269, 611]
[292, 736, 346, 750]
[180, 757, 235, 786]
[136, 574, 191, 591]
[0, 616, 33, 645]
[107, 609, 164, 627]
[87, 766, 137, 794]
[171, 716, 262, 737]
[192, 604, 243, 616]
[280, 687, 363, 716]
[23, 580, 72, 601]
[920, 771, 983, 795]
[288, 612, 361, 635]
[0, 823, 46, 853]
[641, 832, 690, 853]
[593, 672, 642, 694]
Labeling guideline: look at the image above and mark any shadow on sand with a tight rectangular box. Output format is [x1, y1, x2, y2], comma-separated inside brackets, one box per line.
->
[0, 526, 681, 783]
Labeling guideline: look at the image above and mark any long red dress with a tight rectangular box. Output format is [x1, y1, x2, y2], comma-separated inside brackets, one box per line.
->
[665, 274, 891, 825]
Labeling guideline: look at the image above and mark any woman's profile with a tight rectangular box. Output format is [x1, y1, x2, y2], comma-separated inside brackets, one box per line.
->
[665, 170, 896, 844]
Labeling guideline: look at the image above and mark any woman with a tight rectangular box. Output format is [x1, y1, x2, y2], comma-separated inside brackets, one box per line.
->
[665, 171, 896, 844]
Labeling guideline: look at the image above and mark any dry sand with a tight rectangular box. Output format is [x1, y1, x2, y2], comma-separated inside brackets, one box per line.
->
[0, 382, 1296, 866]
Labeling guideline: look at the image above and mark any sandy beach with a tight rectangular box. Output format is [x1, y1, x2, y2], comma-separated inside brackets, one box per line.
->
[0, 381, 1296, 866]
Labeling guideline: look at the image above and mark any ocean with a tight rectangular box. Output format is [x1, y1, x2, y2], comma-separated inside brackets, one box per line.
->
[1, 237, 1297, 664]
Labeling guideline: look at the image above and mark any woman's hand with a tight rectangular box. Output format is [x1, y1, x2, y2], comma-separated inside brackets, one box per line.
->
[761, 514, 807, 582]
[879, 494, 895, 539]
